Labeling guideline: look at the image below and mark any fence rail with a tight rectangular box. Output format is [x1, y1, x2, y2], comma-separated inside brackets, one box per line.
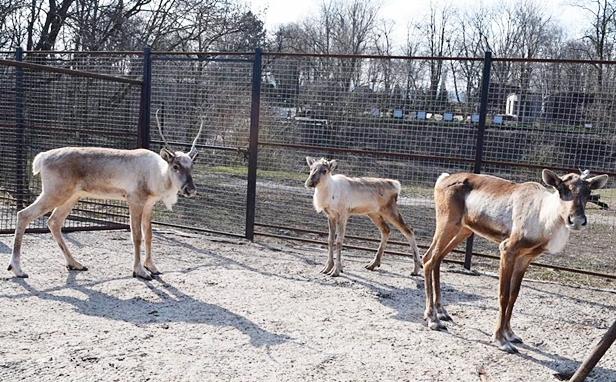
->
[1, 48, 615, 282]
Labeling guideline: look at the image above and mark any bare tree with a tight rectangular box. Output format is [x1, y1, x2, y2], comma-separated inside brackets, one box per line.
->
[408, 1, 455, 104]
[572, 0, 616, 88]
[0, 0, 264, 52]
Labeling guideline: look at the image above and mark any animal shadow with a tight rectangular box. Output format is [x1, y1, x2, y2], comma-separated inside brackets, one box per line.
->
[6, 273, 291, 348]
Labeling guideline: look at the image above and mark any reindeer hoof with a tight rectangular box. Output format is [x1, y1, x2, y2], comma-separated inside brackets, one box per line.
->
[133, 271, 153, 281]
[497, 341, 519, 354]
[144, 266, 162, 276]
[365, 263, 379, 270]
[8, 264, 28, 278]
[507, 334, 523, 344]
[66, 265, 88, 271]
[427, 318, 447, 331]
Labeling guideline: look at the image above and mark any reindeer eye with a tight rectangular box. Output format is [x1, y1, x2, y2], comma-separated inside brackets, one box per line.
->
[320, 169, 327, 174]
[172, 164, 180, 171]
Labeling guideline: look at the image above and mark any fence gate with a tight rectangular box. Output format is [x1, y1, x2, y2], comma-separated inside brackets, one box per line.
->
[147, 51, 260, 238]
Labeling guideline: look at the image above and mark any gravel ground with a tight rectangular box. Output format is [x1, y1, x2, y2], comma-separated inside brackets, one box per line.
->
[0, 229, 615, 382]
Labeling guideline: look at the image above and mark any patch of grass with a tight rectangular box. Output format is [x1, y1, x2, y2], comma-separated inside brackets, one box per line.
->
[595, 187, 616, 208]
[207, 165, 308, 182]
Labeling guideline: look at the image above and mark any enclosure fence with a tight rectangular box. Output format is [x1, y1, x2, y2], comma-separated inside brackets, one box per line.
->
[1, 49, 615, 281]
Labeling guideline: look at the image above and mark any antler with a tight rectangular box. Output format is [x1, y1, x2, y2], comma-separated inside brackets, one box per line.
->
[188, 115, 204, 157]
[580, 169, 591, 180]
[155, 109, 171, 150]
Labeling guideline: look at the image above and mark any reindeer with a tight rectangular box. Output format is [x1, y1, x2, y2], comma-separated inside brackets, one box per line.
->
[305, 157, 422, 277]
[422, 169, 608, 353]
[8, 111, 203, 280]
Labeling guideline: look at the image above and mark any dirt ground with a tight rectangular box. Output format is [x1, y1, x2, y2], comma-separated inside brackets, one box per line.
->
[0, 229, 615, 382]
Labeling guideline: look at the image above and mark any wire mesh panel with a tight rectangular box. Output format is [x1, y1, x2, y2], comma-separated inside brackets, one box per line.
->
[477, 59, 616, 277]
[0, 52, 18, 232]
[0, 52, 143, 233]
[149, 54, 255, 237]
[255, 53, 616, 280]
[255, 53, 484, 263]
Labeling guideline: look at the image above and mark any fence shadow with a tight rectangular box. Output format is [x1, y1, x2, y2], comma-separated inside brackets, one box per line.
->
[5, 273, 291, 349]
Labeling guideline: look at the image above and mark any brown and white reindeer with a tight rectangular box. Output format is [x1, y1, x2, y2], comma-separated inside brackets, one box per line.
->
[305, 156, 422, 277]
[422, 169, 608, 353]
[8, 110, 203, 280]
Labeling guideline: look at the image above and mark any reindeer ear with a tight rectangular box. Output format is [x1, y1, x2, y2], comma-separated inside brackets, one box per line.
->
[542, 169, 561, 188]
[329, 160, 337, 171]
[306, 156, 316, 166]
[588, 174, 608, 190]
[160, 148, 175, 163]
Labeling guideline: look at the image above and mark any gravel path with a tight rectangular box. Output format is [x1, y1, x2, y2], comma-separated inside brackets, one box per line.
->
[0, 229, 615, 381]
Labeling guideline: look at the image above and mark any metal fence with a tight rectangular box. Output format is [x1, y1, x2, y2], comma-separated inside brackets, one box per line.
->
[0, 49, 615, 280]
[0, 50, 143, 232]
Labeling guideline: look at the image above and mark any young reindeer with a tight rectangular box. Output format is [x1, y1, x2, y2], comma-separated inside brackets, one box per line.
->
[305, 157, 422, 277]
[423, 169, 608, 353]
[9, 111, 203, 280]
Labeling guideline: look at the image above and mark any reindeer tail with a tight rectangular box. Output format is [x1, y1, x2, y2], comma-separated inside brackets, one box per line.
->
[32, 152, 45, 175]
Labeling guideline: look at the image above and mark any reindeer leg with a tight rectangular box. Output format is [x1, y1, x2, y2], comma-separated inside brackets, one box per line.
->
[433, 228, 473, 322]
[424, 226, 471, 329]
[493, 239, 518, 353]
[47, 196, 87, 271]
[321, 216, 336, 274]
[10, 193, 68, 278]
[423, 240, 442, 330]
[382, 207, 422, 275]
[127, 198, 151, 280]
[328, 216, 347, 277]
[365, 213, 390, 271]
[503, 251, 540, 345]
[141, 201, 161, 276]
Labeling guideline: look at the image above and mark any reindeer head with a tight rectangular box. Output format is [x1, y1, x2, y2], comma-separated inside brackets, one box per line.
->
[157, 109, 203, 197]
[305, 156, 337, 189]
[542, 169, 608, 231]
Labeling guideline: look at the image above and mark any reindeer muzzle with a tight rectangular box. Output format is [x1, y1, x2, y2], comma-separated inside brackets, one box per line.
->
[182, 184, 197, 197]
[566, 214, 587, 231]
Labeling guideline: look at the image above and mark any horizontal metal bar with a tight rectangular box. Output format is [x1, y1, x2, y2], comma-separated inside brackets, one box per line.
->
[18, 50, 616, 65]
[258, 141, 475, 164]
[255, 223, 616, 280]
[152, 56, 253, 63]
[0, 58, 142, 85]
[263, 52, 483, 62]
[254, 230, 465, 267]
[150, 139, 247, 153]
[10, 123, 138, 138]
[258, 141, 616, 176]
[151, 51, 254, 57]
[0, 223, 129, 235]
[151, 221, 245, 239]
[23, 50, 144, 56]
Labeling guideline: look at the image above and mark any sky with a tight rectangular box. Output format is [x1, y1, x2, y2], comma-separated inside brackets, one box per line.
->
[250, 0, 584, 46]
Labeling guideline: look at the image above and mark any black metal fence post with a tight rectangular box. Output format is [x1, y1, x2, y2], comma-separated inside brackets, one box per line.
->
[14, 47, 25, 211]
[464, 51, 492, 270]
[138, 46, 152, 149]
[245, 48, 262, 241]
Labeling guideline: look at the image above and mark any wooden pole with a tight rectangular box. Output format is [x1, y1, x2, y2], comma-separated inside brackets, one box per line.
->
[569, 320, 616, 382]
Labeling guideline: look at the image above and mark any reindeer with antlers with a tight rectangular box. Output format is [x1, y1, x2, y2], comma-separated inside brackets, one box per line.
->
[8, 110, 203, 280]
